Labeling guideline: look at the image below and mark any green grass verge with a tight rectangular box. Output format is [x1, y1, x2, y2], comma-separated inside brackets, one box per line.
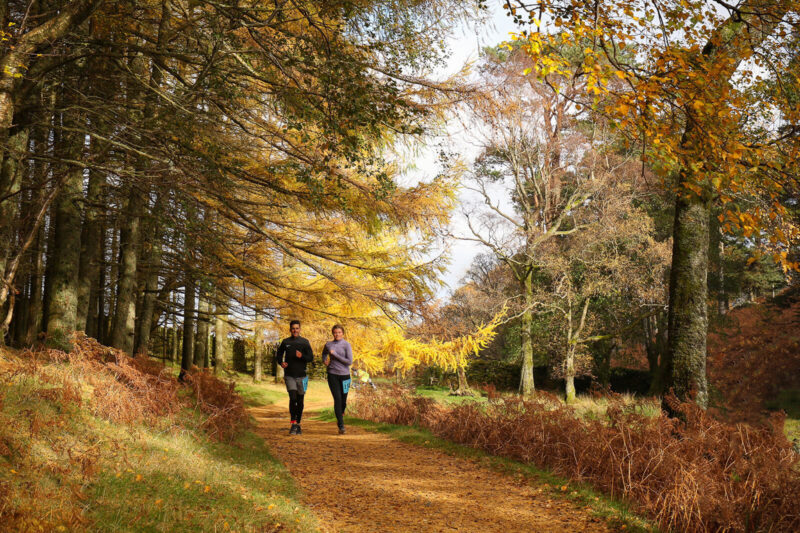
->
[413, 385, 488, 405]
[0, 361, 321, 532]
[235, 380, 287, 407]
[786, 418, 800, 446]
[411, 386, 661, 421]
[85, 417, 319, 532]
[315, 408, 658, 533]
[232, 375, 331, 409]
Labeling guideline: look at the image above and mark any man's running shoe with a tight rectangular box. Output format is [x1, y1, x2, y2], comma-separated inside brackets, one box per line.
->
[295, 425, 302, 435]
[289, 424, 298, 435]
[338, 427, 346, 435]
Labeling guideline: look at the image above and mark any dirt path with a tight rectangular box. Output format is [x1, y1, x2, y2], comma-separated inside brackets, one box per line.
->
[250, 398, 610, 533]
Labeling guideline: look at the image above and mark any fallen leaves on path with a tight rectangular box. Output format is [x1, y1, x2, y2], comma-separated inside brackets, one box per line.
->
[251, 401, 609, 533]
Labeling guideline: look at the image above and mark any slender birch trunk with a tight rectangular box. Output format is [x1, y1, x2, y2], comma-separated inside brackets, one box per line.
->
[519, 270, 535, 396]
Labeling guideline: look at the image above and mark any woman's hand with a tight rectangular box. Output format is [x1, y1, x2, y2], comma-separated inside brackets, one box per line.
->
[324, 358, 330, 366]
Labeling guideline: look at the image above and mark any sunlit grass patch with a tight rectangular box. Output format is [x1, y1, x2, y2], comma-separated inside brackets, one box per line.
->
[569, 393, 660, 420]
[234, 377, 331, 408]
[413, 384, 660, 420]
[413, 385, 488, 405]
[0, 347, 321, 532]
[87, 428, 319, 532]
[235, 379, 287, 407]
[785, 418, 800, 444]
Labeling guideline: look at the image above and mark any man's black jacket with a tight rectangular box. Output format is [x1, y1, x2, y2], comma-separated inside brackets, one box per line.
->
[275, 336, 314, 377]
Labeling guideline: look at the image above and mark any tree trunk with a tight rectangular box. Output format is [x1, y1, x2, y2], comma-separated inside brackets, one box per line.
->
[171, 324, 179, 364]
[23, 119, 50, 346]
[76, 142, 106, 333]
[24, 223, 45, 346]
[12, 278, 29, 345]
[46, 115, 86, 350]
[134, 250, 160, 355]
[519, 271, 535, 396]
[213, 299, 228, 374]
[103, 221, 120, 344]
[453, 365, 472, 396]
[718, 238, 727, 316]
[41, 200, 57, 334]
[109, 191, 142, 354]
[593, 338, 614, 389]
[129, 6, 172, 352]
[253, 320, 263, 382]
[0, 119, 31, 342]
[194, 295, 209, 368]
[134, 206, 163, 355]
[0, 120, 31, 284]
[644, 313, 669, 396]
[564, 345, 576, 404]
[169, 291, 178, 364]
[85, 220, 104, 340]
[274, 351, 284, 383]
[664, 189, 710, 409]
[233, 337, 248, 373]
[179, 276, 196, 377]
[659, 0, 790, 411]
[564, 297, 589, 404]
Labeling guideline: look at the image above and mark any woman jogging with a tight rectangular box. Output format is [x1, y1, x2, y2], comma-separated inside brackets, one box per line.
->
[322, 324, 353, 434]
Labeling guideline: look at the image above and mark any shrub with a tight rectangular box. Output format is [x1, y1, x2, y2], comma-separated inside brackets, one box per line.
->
[466, 359, 524, 390]
[351, 388, 800, 532]
[13, 334, 249, 440]
[184, 369, 248, 442]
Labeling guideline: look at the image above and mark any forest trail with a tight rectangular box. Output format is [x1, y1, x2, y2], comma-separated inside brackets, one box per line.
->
[250, 396, 610, 533]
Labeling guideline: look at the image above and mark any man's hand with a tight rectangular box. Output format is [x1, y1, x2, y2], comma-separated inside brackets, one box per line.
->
[281, 362, 288, 368]
[295, 349, 303, 359]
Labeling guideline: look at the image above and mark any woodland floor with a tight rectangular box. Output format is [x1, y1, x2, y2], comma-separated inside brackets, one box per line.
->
[250, 387, 611, 533]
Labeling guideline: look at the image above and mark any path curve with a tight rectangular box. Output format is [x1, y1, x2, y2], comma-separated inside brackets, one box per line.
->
[250, 399, 610, 533]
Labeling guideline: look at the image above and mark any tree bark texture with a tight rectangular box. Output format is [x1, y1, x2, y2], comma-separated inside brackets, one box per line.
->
[274, 353, 284, 383]
[77, 141, 106, 333]
[194, 295, 209, 368]
[45, 118, 86, 350]
[180, 276, 196, 375]
[519, 271, 535, 396]
[0, 120, 31, 282]
[213, 300, 228, 374]
[134, 203, 164, 355]
[665, 190, 710, 409]
[253, 321, 263, 382]
[109, 191, 142, 354]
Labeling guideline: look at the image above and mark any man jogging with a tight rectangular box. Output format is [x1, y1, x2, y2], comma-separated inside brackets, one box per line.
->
[275, 320, 314, 435]
[322, 324, 353, 435]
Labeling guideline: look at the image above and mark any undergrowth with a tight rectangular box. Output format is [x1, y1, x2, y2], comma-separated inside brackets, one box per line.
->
[351, 386, 800, 532]
[0, 335, 319, 532]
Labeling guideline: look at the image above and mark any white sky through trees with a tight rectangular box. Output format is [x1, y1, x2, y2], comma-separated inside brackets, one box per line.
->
[402, 3, 518, 295]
